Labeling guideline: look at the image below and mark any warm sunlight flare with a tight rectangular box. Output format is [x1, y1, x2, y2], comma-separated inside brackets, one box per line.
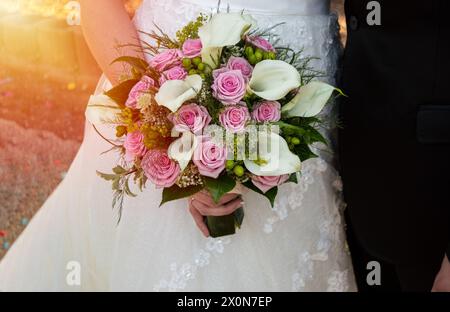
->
[0, 0, 67, 17]
[0, 0, 142, 17]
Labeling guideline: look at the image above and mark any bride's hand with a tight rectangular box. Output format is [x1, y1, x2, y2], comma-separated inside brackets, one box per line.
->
[189, 191, 244, 237]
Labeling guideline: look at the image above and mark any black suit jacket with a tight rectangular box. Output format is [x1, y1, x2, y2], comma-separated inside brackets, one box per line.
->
[340, 0, 450, 264]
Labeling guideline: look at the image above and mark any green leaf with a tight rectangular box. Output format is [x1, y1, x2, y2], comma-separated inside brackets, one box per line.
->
[243, 181, 278, 207]
[288, 173, 298, 184]
[136, 172, 147, 192]
[160, 184, 204, 207]
[285, 116, 321, 127]
[203, 175, 236, 204]
[111, 56, 148, 73]
[276, 120, 327, 147]
[294, 144, 317, 162]
[112, 166, 127, 175]
[96, 171, 117, 181]
[334, 87, 347, 97]
[105, 79, 140, 107]
[275, 121, 306, 137]
[234, 207, 245, 229]
[303, 125, 327, 145]
[124, 178, 137, 197]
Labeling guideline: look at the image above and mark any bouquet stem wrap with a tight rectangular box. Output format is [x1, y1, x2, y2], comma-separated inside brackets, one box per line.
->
[206, 184, 245, 238]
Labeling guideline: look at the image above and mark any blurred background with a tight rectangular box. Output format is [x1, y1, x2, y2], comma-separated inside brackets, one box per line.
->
[0, 0, 345, 259]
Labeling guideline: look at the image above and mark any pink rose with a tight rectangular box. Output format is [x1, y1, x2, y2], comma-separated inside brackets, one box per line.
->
[169, 103, 211, 134]
[227, 56, 253, 80]
[219, 104, 250, 133]
[125, 76, 155, 109]
[159, 66, 188, 85]
[251, 101, 281, 122]
[251, 174, 290, 193]
[193, 137, 227, 179]
[246, 35, 276, 52]
[149, 49, 183, 72]
[124, 131, 147, 162]
[212, 69, 247, 105]
[182, 39, 203, 58]
[212, 67, 230, 80]
[141, 149, 180, 188]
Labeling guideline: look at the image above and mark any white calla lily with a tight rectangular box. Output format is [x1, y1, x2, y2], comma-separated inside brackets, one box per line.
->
[199, 13, 254, 68]
[248, 60, 301, 101]
[282, 81, 335, 117]
[85, 94, 121, 126]
[244, 131, 301, 176]
[155, 75, 202, 112]
[168, 131, 198, 171]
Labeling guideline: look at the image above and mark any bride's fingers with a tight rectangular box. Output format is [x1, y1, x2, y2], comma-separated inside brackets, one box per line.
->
[193, 192, 216, 206]
[195, 198, 244, 217]
[218, 193, 240, 205]
[191, 199, 212, 216]
[189, 204, 210, 237]
[194, 192, 239, 207]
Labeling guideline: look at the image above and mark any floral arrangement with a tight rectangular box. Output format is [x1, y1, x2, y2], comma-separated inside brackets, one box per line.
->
[86, 12, 341, 237]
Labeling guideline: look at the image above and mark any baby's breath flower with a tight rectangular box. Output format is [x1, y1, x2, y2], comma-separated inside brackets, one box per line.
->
[176, 163, 204, 188]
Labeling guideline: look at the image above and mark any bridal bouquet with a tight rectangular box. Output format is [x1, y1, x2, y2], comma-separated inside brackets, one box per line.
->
[87, 12, 341, 237]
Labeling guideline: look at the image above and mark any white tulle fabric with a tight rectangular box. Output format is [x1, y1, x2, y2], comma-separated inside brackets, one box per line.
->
[0, 0, 356, 291]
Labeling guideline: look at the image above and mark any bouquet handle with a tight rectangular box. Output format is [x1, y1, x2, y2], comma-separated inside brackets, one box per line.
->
[205, 184, 246, 238]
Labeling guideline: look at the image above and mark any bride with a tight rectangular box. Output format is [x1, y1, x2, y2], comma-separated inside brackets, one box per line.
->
[0, 0, 356, 291]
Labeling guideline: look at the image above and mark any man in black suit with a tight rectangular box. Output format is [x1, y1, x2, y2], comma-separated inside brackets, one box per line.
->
[340, 0, 450, 291]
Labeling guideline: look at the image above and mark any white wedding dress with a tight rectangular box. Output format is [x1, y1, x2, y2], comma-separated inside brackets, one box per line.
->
[0, 0, 356, 291]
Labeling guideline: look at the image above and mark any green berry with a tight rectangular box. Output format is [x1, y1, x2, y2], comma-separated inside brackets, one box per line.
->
[245, 46, 254, 56]
[189, 69, 198, 75]
[233, 165, 245, 177]
[286, 136, 292, 143]
[182, 58, 192, 69]
[291, 137, 301, 145]
[255, 49, 264, 62]
[248, 54, 257, 65]
[192, 57, 202, 66]
[197, 63, 206, 71]
[200, 73, 206, 80]
[268, 52, 276, 60]
[263, 51, 270, 60]
[226, 160, 235, 170]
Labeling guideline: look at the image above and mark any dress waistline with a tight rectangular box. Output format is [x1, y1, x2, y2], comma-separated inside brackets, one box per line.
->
[176, 0, 331, 16]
